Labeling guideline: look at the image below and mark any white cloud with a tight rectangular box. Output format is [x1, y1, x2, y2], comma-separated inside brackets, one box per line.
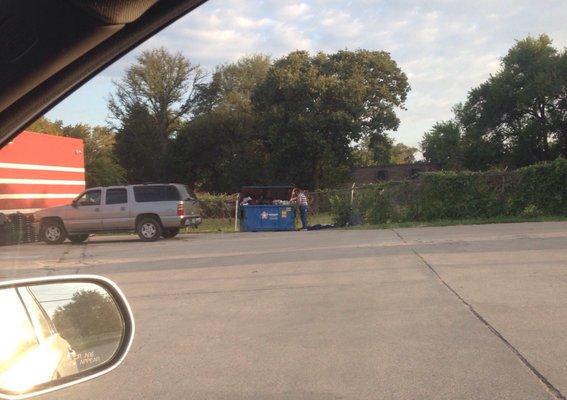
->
[47, 0, 567, 148]
[280, 2, 311, 18]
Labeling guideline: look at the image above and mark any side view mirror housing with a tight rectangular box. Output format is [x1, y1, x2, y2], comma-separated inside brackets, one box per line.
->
[71, 200, 79, 208]
[0, 275, 135, 400]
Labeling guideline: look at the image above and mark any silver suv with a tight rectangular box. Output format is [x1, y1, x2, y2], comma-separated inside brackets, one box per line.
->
[33, 184, 202, 244]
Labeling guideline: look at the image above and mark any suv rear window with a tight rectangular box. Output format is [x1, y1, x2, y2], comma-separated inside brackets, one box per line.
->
[133, 185, 180, 203]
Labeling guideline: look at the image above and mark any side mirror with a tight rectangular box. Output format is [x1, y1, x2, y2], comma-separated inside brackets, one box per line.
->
[0, 275, 134, 399]
[71, 200, 78, 208]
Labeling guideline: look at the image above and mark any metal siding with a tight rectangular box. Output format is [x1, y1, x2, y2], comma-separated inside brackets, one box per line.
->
[0, 131, 85, 214]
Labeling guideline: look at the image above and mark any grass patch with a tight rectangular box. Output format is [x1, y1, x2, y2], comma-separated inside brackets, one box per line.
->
[184, 213, 566, 234]
[184, 218, 235, 233]
[183, 212, 334, 233]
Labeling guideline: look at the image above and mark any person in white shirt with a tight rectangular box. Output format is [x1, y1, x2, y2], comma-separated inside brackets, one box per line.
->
[290, 188, 309, 230]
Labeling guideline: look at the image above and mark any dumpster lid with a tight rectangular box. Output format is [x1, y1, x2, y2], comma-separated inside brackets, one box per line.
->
[240, 185, 294, 202]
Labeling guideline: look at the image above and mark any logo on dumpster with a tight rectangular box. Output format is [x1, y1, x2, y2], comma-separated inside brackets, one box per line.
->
[260, 211, 269, 220]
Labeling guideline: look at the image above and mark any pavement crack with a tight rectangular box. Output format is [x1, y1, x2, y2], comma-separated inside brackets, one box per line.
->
[390, 228, 407, 243]
[75, 242, 90, 274]
[394, 226, 566, 400]
[130, 283, 352, 299]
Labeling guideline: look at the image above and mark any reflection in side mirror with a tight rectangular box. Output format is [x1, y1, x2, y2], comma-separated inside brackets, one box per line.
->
[0, 275, 134, 400]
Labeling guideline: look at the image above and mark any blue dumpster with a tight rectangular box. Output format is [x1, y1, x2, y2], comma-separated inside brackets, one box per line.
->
[241, 205, 296, 231]
[239, 185, 296, 232]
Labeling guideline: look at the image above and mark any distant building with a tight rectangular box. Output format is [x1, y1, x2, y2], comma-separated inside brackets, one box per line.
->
[352, 163, 441, 185]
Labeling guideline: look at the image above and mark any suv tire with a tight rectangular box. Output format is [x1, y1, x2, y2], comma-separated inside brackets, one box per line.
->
[69, 234, 89, 244]
[41, 220, 66, 245]
[162, 228, 180, 239]
[136, 217, 162, 241]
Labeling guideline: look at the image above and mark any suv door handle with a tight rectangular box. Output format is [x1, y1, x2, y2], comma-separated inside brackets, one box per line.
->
[120, 207, 126, 211]
[95, 208, 100, 212]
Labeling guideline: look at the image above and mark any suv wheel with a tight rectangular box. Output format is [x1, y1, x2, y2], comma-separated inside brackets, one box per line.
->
[69, 234, 89, 244]
[41, 221, 66, 244]
[137, 217, 162, 241]
[162, 228, 180, 239]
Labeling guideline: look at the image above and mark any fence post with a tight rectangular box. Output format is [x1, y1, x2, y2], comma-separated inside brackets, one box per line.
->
[350, 183, 356, 205]
[234, 195, 239, 232]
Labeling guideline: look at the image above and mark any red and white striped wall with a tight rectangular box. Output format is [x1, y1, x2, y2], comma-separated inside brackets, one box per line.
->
[0, 131, 85, 214]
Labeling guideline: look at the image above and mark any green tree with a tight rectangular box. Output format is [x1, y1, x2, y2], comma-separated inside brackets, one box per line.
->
[170, 55, 271, 192]
[113, 103, 163, 183]
[253, 50, 409, 189]
[109, 47, 204, 181]
[27, 116, 64, 135]
[194, 54, 271, 115]
[352, 137, 376, 167]
[170, 111, 268, 193]
[61, 124, 126, 187]
[420, 120, 463, 169]
[390, 143, 418, 164]
[354, 138, 416, 166]
[458, 34, 567, 168]
[52, 290, 123, 349]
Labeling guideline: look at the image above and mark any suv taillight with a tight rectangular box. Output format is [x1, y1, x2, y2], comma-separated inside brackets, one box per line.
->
[177, 201, 184, 216]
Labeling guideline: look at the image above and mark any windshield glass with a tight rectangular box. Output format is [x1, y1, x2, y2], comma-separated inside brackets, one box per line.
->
[1, 1, 566, 399]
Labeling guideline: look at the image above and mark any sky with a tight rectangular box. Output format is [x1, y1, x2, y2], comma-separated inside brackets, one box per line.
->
[46, 0, 567, 148]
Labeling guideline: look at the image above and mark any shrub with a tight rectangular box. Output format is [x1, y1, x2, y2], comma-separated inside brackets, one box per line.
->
[521, 204, 541, 217]
[329, 195, 353, 227]
[513, 157, 567, 215]
[197, 193, 237, 219]
[329, 157, 567, 224]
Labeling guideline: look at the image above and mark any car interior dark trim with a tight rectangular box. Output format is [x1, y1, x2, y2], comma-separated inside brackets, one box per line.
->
[0, 0, 208, 149]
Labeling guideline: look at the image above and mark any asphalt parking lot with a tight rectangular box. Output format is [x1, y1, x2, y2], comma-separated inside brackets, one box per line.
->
[2, 221, 567, 400]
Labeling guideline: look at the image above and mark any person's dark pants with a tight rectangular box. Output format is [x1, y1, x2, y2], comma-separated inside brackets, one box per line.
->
[299, 205, 308, 229]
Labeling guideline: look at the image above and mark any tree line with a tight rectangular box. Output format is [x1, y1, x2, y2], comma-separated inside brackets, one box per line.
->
[31, 49, 413, 192]
[110, 48, 411, 192]
[28, 34, 566, 192]
[421, 35, 567, 170]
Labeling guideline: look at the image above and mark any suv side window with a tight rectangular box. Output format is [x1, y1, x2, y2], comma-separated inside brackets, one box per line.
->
[0, 288, 38, 366]
[77, 190, 102, 206]
[106, 188, 128, 205]
[133, 185, 181, 202]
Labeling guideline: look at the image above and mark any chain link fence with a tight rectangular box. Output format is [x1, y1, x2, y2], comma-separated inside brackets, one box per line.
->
[307, 160, 566, 227]
[3, 160, 562, 241]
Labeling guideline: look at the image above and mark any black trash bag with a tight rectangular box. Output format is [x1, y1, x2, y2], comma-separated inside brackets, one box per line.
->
[307, 224, 335, 231]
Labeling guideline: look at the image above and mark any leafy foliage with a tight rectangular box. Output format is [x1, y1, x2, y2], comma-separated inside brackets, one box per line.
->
[197, 193, 237, 219]
[110, 48, 204, 182]
[113, 104, 164, 183]
[329, 194, 353, 227]
[52, 290, 123, 350]
[169, 55, 271, 192]
[335, 158, 566, 224]
[421, 35, 567, 170]
[253, 50, 409, 190]
[170, 50, 409, 192]
[420, 120, 462, 169]
[353, 140, 417, 167]
[390, 143, 418, 164]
